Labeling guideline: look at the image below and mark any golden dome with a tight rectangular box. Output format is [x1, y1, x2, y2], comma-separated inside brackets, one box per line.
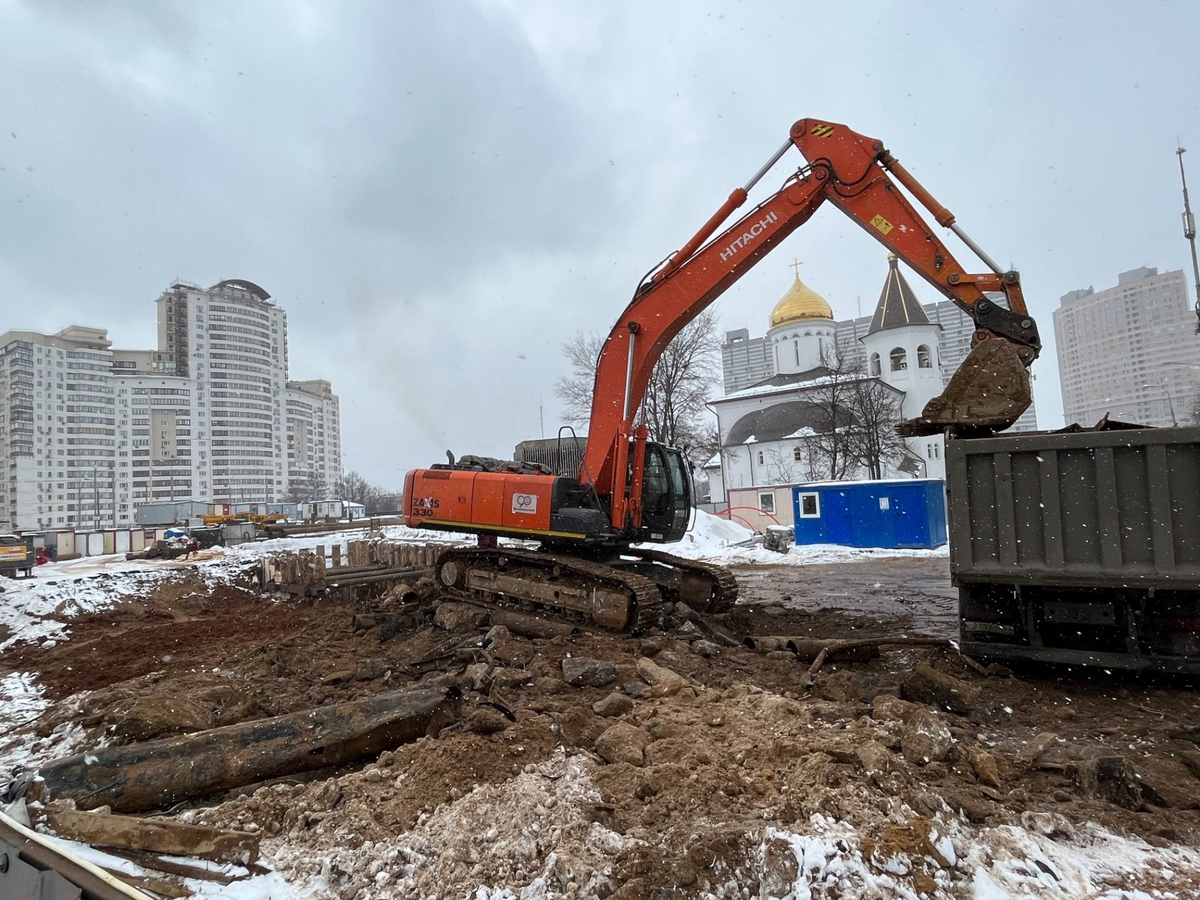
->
[769, 275, 833, 327]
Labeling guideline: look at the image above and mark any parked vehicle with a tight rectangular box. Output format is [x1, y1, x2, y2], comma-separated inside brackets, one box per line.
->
[0, 534, 35, 578]
[948, 424, 1200, 673]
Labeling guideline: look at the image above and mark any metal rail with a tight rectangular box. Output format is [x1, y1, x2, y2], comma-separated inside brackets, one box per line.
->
[0, 809, 153, 900]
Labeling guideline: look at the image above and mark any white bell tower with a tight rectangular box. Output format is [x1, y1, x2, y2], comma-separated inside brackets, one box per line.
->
[861, 254, 945, 478]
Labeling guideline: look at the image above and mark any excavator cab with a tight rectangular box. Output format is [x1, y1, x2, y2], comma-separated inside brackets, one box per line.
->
[636, 442, 692, 544]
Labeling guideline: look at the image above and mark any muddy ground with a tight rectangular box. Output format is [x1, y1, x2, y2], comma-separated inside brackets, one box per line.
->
[4, 555, 1200, 898]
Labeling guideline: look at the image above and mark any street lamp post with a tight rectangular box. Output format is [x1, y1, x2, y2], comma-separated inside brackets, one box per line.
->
[1141, 383, 1178, 427]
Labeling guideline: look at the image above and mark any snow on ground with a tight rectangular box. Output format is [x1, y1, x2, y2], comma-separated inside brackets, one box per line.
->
[0, 673, 89, 782]
[0, 525, 471, 652]
[38, 829, 303, 900]
[0, 565, 174, 651]
[663, 510, 949, 566]
[753, 815, 1200, 900]
[0, 514, 943, 655]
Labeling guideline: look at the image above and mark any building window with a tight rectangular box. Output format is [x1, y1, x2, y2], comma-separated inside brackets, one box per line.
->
[917, 344, 933, 368]
[793, 447, 803, 461]
[759, 492, 775, 514]
[869, 353, 881, 377]
[890, 348, 907, 371]
[757, 451, 764, 465]
[798, 492, 820, 518]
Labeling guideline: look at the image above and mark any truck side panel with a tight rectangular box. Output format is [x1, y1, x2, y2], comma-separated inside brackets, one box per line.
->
[947, 426, 1200, 672]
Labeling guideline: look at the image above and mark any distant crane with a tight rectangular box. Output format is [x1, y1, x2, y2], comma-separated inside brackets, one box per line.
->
[1176, 145, 1200, 334]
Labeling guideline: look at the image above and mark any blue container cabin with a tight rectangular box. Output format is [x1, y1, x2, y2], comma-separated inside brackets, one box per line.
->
[791, 479, 947, 549]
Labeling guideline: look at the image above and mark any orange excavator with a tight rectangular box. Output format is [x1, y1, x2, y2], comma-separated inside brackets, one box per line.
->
[404, 117, 1041, 631]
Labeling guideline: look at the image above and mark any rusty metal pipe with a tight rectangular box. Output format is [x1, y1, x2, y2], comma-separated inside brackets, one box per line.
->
[742, 636, 794, 652]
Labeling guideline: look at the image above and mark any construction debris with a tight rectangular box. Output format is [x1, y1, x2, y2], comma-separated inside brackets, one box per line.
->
[40, 803, 260, 865]
[35, 682, 461, 813]
[260, 539, 439, 599]
[4, 544, 1200, 899]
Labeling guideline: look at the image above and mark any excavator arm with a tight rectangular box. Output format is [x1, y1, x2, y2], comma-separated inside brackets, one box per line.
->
[582, 117, 1040, 531]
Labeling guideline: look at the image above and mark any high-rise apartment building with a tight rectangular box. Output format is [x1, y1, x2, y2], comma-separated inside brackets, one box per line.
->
[155, 279, 289, 504]
[1054, 267, 1200, 428]
[720, 328, 774, 394]
[0, 327, 122, 531]
[0, 280, 342, 532]
[285, 379, 341, 500]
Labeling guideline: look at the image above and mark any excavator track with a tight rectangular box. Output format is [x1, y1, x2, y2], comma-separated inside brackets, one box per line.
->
[618, 549, 739, 615]
[435, 547, 665, 633]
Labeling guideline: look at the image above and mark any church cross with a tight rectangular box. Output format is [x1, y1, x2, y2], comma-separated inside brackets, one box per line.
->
[791, 259, 803, 278]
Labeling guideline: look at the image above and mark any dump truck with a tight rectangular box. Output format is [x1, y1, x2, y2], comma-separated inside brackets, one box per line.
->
[949, 423, 1200, 673]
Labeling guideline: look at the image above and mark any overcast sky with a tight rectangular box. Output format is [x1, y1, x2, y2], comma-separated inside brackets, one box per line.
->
[3, 0, 1198, 487]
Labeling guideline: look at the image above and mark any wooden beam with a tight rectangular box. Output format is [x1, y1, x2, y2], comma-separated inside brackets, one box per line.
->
[43, 807, 260, 866]
[106, 849, 246, 885]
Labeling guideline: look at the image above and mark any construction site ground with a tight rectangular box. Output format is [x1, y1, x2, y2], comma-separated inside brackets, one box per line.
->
[3, 535, 1200, 899]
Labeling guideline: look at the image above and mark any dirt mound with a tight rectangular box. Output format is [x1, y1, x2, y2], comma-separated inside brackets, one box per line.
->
[8, 555, 1200, 898]
[0, 572, 314, 697]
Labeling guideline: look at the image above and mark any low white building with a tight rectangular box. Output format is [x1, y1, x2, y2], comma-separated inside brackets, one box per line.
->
[706, 257, 948, 508]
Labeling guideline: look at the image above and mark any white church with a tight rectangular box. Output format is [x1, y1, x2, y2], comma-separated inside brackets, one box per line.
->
[705, 255, 948, 511]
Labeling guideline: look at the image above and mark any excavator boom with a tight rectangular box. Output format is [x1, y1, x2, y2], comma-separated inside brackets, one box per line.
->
[582, 118, 1040, 531]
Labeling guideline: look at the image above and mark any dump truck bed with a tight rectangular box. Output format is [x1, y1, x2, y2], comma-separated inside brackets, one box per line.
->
[946, 425, 1200, 673]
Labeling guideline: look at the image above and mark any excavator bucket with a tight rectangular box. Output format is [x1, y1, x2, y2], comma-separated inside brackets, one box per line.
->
[898, 338, 1032, 437]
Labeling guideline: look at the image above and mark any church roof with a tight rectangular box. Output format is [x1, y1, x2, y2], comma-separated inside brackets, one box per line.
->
[769, 275, 833, 327]
[715, 369, 900, 404]
[726, 400, 849, 445]
[745, 365, 831, 390]
[867, 255, 935, 335]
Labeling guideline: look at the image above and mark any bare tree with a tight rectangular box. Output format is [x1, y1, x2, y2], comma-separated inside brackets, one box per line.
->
[334, 471, 382, 508]
[805, 346, 862, 480]
[763, 446, 798, 485]
[846, 378, 909, 479]
[1191, 391, 1200, 426]
[555, 309, 722, 466]
[285, 469, 326, 504]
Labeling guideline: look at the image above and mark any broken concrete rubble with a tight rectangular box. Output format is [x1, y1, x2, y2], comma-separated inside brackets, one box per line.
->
[595, 721, 651, 766]
[900, 709, 954, 765]
[1072, 756, 1147, 810]
[593, 692, 634, 718]
[635, 657, 684, 697]
[966, 745, 1002, 788]
[901, 661, 981, 713]
[433, 601, 489, 632]
[855, 740, 892, 777]
[561, 656, 618, 687]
